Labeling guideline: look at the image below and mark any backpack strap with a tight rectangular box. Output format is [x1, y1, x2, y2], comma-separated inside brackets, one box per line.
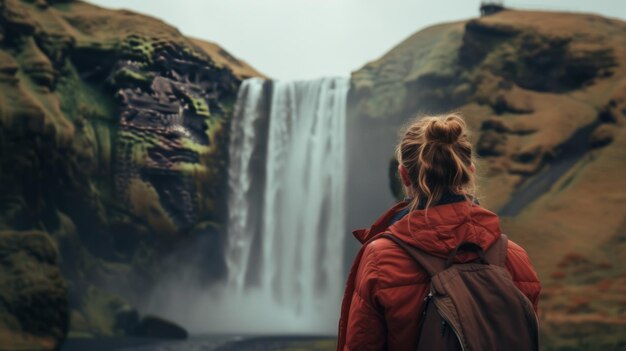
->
[380, 233, 509, 275]
[380, 233, 446, 276]
[484, 233, 509, 267]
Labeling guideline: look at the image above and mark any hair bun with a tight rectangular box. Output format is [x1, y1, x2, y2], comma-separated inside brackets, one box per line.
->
[425, 114, 465, 144]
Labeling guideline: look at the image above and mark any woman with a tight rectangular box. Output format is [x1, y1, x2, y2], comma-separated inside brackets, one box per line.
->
[337, 113, 541, 351]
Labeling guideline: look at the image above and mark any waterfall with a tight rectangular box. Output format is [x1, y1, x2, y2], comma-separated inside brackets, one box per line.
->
[143, 77, 349, 334]
[226, 78, 267, 290]
[222, 77, 349, 333]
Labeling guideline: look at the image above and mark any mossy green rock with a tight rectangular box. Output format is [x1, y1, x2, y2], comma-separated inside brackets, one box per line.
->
[0, 230, 68, 350]
[0, 0, 261, 345]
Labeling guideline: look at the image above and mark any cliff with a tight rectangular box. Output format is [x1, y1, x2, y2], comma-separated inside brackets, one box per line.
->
[349, 9, 626, 350]
[0, 0, 262, 348]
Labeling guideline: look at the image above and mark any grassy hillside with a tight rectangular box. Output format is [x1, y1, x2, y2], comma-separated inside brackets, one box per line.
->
[0, 0, 262, 348]
[350, 8, 626, 350]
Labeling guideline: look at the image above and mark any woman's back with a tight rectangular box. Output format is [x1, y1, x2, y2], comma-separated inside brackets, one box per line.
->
[339, 198, 540, 350]
[337, 113, 541, 351]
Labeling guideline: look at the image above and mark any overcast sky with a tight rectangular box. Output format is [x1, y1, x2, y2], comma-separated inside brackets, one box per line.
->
[87, 0, 626, 81]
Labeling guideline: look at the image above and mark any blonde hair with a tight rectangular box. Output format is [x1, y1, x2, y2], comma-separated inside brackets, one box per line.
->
[395, 113, 476, 212]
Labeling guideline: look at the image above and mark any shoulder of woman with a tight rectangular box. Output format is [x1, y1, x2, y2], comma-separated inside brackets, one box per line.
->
[359, 236, 429, 289]
[505, 240, 540, 283]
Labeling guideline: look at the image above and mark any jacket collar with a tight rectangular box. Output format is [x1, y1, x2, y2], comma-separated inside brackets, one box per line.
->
[352, 192, 469, 244]
[352, 196, 502, 258]
[352, 200, 410, 244]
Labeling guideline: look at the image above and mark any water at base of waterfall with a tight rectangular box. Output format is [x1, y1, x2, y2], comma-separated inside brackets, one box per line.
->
[61, 335, 337, 351]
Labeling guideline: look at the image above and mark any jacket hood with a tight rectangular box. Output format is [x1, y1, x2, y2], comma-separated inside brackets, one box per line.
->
[352, 199, 502, 260]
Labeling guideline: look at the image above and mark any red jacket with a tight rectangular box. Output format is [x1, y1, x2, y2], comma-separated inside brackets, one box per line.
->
[337, 199, 541, 351]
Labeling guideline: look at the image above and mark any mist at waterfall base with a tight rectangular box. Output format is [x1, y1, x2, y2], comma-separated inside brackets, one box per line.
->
[142, 77, 350, 335]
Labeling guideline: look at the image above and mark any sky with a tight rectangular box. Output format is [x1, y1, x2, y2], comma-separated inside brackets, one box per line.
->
[87, 0, 626, 81]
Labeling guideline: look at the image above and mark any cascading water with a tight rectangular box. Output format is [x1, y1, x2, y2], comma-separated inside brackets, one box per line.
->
[226, 78, 267, 291]
[220, 77, 349, 333]
[143, 77, 349, 334]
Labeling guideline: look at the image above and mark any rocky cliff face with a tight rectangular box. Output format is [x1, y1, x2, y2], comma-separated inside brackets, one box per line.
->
[0, 0, 262, 347]
[0, 231, 67, 350]
[349, 9, 626, 350]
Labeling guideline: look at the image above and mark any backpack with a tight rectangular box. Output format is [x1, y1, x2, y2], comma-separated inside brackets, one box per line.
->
[381, 233, 539, 351]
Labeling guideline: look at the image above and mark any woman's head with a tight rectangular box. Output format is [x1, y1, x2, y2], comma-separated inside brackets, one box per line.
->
[395, 113, 476, 210]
